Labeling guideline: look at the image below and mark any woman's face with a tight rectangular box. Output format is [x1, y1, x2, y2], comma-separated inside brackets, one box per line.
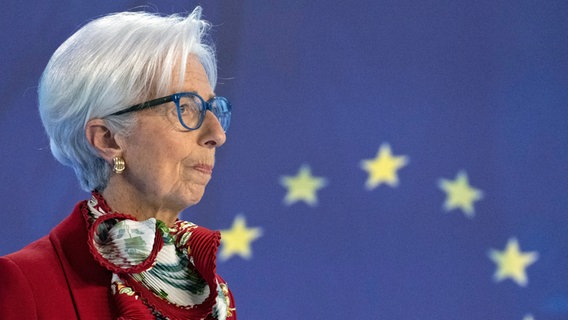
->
[117, 57, 226, 213]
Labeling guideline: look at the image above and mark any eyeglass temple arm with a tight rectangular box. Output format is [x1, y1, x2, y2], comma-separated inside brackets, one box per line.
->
[109, 95, 176, 116]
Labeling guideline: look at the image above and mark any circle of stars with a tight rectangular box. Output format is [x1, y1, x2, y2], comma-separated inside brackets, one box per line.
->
[218, 140, 541, 319]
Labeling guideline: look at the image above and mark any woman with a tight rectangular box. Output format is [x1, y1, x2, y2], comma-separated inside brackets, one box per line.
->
[0, 7, 236, 320]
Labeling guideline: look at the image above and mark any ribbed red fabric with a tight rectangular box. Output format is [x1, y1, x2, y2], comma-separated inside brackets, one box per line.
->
[112, 281, 156, 319]
[120, 227, 222, 320]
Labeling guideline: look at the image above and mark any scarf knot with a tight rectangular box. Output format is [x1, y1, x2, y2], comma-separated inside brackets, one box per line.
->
[84, 191, 235, 319]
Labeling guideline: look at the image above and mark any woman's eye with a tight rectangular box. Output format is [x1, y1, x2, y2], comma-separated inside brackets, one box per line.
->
[179, 104, 190, 113]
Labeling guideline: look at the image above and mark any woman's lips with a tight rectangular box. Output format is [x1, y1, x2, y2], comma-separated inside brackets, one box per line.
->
[193, 164, 213, 175]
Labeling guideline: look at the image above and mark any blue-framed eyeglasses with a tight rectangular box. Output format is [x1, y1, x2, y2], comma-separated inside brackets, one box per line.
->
[108, 92, 231, 132]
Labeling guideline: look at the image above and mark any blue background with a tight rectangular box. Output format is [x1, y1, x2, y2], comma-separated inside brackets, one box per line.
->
[1, 1, 568, 319]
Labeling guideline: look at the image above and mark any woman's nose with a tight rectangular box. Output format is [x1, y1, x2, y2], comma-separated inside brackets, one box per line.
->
[198, 110, 226, 147]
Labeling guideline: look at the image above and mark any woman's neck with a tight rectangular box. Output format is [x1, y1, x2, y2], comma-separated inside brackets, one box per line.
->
[101, 180, 181, 227]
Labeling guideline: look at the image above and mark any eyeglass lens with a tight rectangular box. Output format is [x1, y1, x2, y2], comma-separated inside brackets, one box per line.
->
[177, 94, 231, 131]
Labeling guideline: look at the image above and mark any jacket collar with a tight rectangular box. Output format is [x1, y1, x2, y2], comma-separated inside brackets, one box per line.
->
[49, 200, 115, 318]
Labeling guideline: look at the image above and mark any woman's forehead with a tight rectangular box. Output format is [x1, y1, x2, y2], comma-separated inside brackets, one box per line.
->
[171, 57, 213, 98]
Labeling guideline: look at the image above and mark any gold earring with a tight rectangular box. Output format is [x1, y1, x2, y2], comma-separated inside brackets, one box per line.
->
[112, 156, 126, 174]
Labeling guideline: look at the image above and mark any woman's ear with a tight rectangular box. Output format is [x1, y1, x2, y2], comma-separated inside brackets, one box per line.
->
[85, 118, 123, 163]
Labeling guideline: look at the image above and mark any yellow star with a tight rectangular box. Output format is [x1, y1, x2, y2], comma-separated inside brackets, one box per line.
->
[220, 215, 262, 261]
[279, 165, 328, 206]
[488, 238, 538, 287]
[438, 171, 483, 217]
[360, 143, 408, 189]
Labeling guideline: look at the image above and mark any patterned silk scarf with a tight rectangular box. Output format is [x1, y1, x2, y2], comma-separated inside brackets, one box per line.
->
[83, 191, 234, 320]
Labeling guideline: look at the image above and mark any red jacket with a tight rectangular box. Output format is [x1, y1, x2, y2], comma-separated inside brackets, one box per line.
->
[0, 201, 236, 319]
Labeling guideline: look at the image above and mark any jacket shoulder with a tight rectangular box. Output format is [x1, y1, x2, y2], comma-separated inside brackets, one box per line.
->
[0, 236, 77, 318]
[0, 251, 38, 318]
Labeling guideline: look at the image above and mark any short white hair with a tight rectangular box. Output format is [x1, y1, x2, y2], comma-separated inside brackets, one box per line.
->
[38, 6, 217, 191]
